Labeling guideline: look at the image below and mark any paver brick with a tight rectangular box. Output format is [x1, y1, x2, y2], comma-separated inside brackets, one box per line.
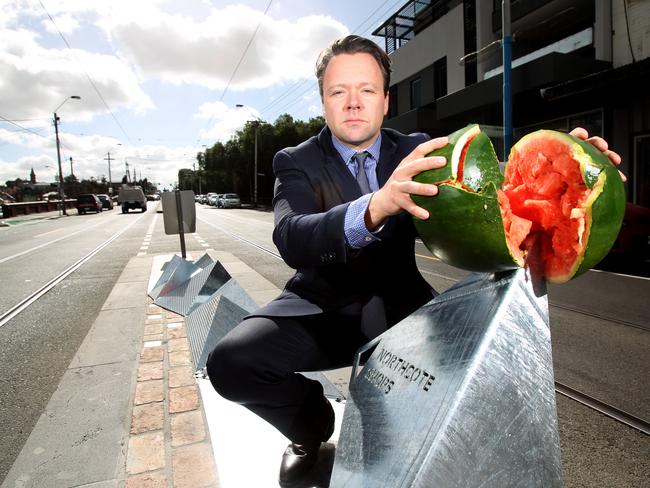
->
[167, 326, 187, 339]
[126, 472, 166, 488]
[168, 337, 189, 353]
[169, 350, 191, 367]
[127, 431, 165, 474]
[131, 402, 164, 434]
[171, 443, 217, 488]
[138, 362, 164, 382]
[144, 323, 163, 335]
[169, 385, 199, 413]
[143, 334, 164, 342]
[169, 366, 195, 388]
[135, 380, 164, 405]
[166, 316, 184, 323]
[141, 346, 164, 363]
[171, 410, 206, 446]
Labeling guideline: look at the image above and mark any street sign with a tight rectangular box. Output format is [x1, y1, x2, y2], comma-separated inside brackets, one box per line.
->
[162, 190, 196, 234]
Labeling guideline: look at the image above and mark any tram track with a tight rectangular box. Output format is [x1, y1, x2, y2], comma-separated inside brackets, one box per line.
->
[201, 219, 649, 436]
[0, 213, 145, 329]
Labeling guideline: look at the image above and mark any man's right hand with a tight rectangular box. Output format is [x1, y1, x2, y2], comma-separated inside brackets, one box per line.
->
[365, 137, 448, 230]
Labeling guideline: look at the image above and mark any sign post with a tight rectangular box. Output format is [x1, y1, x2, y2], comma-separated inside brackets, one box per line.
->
[162, 190, 196, 259]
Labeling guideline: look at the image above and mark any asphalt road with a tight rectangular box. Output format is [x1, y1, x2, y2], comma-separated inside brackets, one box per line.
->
[0, 203, 648, 487]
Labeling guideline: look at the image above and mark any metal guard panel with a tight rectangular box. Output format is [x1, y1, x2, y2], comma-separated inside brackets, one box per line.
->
[330, 269, 562, 488]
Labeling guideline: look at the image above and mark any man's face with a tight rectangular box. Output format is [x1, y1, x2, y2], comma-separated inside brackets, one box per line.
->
[321, 52, 389, 150]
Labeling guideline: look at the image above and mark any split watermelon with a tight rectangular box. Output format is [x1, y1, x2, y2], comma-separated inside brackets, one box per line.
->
[412, 125, 626, 283]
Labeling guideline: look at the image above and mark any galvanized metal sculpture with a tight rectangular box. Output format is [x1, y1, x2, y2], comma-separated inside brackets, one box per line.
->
[330, 267, 563, 488]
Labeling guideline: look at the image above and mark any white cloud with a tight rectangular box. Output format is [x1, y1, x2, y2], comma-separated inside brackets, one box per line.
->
[103, 4, 348, 89]
[195, 101, 262, 142]
[0, 28, 154, 122]
[42, 13, 79, 34]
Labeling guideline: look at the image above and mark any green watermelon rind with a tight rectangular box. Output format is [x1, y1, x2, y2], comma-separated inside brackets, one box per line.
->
[420, 124, 479, 183]
[412, 182, 521, 272]
[514, 131, 626, 282]
[461, 132, 504, 192]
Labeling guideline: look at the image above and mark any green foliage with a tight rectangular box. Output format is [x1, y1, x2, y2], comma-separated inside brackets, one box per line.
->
[185, 113, 326, 204]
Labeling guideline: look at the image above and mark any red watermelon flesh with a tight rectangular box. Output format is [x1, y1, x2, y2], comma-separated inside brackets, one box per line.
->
[499, 137, 591, 279]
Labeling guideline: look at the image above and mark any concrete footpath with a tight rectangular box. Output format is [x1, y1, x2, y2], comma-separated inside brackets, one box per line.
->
[1, 250, 283, 488]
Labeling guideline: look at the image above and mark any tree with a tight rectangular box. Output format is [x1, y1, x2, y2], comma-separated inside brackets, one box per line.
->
[196, 113, 325, 205]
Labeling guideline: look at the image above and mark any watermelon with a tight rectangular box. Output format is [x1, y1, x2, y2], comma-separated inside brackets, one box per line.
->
[412, 125, 626, 283]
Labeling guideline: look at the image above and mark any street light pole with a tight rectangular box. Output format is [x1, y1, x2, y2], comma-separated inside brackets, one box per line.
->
[53, 95, 81, 215]
[236, 104, 266, 207]
[254, 122, 259, 207]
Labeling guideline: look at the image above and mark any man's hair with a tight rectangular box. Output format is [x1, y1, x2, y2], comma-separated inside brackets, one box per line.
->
[315, 35, 391, 99]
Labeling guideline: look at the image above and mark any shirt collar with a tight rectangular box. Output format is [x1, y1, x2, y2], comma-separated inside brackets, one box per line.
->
[331, 132, 382, 165]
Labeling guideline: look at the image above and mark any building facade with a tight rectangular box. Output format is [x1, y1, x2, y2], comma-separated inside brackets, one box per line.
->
[375, 0, 650, 208]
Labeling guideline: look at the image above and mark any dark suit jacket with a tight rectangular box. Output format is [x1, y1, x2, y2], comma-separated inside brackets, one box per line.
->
[252, 126, 437, 327]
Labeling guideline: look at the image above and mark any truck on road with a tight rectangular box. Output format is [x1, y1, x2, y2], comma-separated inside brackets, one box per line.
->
[118, 186, 147, 213]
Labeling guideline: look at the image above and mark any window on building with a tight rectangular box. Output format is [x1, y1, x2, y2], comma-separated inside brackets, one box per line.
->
[389, 85, 398, 118]
[434, 56, 447, 99]
[410, 78, 421, 110]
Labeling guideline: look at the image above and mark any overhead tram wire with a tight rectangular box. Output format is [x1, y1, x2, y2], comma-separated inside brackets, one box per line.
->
[195, 0, 274, 147]
[257, 0, 401, 122]
[38, 0, 134, 146]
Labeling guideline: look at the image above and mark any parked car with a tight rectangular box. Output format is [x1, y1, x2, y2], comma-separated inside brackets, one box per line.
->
[206, 193, 220, 206]
[96, 194, 113, 210]
[76, 194, 102, 214]
[218, 193, 241, 208]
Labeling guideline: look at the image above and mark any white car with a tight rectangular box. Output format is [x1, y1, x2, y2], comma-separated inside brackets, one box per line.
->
[218, 193, 241, 208]
[206, 193, 219, 206]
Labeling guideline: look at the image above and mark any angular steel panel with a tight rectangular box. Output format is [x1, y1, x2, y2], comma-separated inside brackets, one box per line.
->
[185, 294, 249, 370]
[330, 268, 562, 488]
[149, 255, 185, 300]
[151, 257, 202, 302]
[154, 260, 233, 316]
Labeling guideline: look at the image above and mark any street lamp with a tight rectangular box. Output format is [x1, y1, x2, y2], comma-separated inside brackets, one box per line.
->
[53, 95, 81, 215]
[236, 104, 266, 207]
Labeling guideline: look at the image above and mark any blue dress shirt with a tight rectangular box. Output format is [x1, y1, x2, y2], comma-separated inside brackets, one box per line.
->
[331, 134, 383, 249]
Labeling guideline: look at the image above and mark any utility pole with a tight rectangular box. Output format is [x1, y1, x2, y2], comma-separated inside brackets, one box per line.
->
[53, 112, 67, 216]
[125, 161, 130, 183]
[69, 157, 74, 178]
[52, 95, 81, 215]
[105, 152, 113, 194]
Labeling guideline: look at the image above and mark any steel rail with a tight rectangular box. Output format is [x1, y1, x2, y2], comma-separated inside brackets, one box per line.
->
[555, 382, 649, 436]
[200, 214, 650, 435]
[0, 214, 145, 328]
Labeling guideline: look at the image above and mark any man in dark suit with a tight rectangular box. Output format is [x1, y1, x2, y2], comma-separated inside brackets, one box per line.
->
[206, 34, 621, 486]
[207, 34, 448, 485]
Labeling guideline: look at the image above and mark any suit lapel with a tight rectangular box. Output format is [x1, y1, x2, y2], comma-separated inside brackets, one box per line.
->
[319, 128, 362, 203]
[377, 131, 398, 187]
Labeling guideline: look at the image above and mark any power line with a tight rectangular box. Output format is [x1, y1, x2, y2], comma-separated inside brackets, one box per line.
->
[219, 0, 274, 103]
[38, 0, 134, 145]
[0, 115, 49, 138]
[196, 0, 274, 145]
[258, 0, 401, 122]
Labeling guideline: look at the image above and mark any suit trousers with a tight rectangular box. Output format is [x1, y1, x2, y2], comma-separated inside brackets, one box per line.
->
[206, 312, 371, 444]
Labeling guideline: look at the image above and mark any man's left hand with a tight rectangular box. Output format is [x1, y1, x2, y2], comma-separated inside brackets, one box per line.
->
[570, 127, 626, 182]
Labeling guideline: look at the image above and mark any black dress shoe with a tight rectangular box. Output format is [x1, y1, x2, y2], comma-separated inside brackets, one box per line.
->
[278, 441, 320, 486]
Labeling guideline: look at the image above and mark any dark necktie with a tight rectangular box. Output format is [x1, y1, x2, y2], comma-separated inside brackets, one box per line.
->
[354, 151, 371, 194]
